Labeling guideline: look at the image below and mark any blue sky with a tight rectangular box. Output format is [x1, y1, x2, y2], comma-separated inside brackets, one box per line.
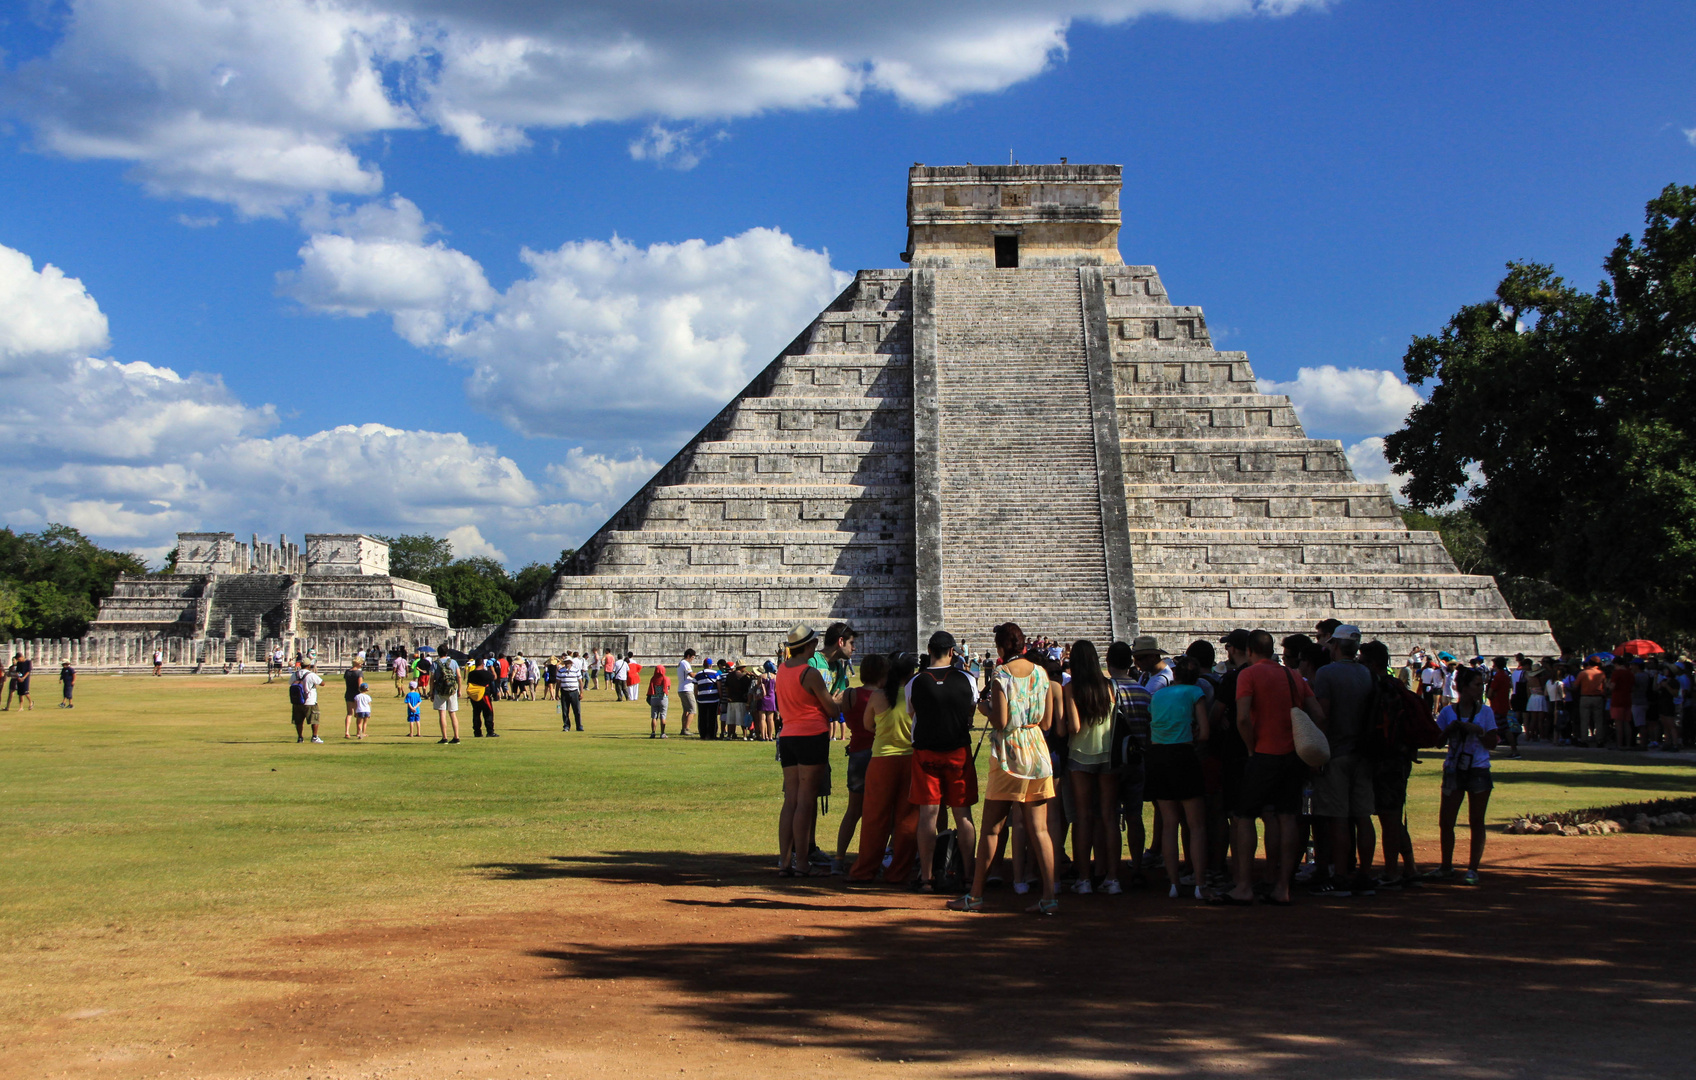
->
[1, 0, 1692, 566]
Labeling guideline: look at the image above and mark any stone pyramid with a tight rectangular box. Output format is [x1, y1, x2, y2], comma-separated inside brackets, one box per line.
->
[503, 164, 1557, 661]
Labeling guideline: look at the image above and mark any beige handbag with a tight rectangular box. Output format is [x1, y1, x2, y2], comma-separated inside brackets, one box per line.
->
[1285, 668, 1331, 768]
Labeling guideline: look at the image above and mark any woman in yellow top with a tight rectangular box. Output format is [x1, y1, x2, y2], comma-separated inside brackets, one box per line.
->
[950, 622, 1058, 914]
[1064, 639, 1123, 895]
[847, 653, 918, 885]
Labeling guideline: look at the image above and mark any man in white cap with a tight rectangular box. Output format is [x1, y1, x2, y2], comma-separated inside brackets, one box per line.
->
[1309, 623, 1377, 896]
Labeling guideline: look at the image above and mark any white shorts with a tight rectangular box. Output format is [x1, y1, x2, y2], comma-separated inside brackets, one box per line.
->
[433, 693, 459, 712]
[726, 702, 749, 728]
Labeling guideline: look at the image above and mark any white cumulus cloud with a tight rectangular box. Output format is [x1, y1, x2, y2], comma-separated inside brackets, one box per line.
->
[1260, 364, 1424, 441]
[1343, 436, 1405, 498]
[0, 239, 656, 565]
[5, 0, 1330, 212]
[287, 221, 850, 442]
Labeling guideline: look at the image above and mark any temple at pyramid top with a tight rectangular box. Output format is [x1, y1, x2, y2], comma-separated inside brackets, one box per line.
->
[498, 163, 1558, 663]
[904, 163, 1125, 268]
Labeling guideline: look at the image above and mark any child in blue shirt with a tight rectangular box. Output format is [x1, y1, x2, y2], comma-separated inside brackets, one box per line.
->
[404, 681, 423, 737]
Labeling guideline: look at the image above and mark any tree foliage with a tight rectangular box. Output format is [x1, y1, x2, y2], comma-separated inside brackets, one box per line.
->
[427, 561, 517, 628]
[1386, 183, 1696, 648]
[0, 524, 148, 638]
[378, 534, 455, 582]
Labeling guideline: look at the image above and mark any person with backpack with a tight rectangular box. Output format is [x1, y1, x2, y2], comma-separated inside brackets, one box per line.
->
[1213, 629, 1324, 907]
[1308, 624, 1378, 897]
[430, 655, 462, 744]
[905, 630, 980, 897]
[1063, 639, 1122, 895]
[847, 652, 920, 886]
[1359, 640, 1426, 889]
[1435, 665, 1499, 885]
[1105, 639, 1153, 888]
[950, 623, 1055, 915]
[290, 660, 324, 743]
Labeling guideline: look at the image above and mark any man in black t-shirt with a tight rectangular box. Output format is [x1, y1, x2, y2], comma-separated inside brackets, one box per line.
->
[342, 661, 364, 739]
[467, 659, 498, 737]
[906, 630, 979, 891]
[4, 653, 32, 710]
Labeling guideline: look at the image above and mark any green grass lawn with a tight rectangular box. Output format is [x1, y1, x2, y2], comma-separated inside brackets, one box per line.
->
[4, 673, 1696, 943]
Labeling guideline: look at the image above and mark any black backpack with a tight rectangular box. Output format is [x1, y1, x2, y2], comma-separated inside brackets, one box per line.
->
[931, 828, 966, 892]
[1108, 677, 1152, 772]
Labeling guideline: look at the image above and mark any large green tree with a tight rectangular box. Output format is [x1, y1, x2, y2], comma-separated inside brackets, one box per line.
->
[428, 559, 517, 627]
[377, 534, 455, 582]
[0, 524, 148, 638]
[1386, 183, 1696, 647]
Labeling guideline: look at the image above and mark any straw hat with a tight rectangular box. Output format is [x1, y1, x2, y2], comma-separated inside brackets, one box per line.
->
[785, 624, 818, 650]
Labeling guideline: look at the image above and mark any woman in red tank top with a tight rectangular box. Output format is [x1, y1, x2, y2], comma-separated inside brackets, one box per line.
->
[775, 626, 847, 876]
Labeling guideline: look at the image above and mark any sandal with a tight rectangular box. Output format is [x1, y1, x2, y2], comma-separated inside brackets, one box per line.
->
[914, 879, 935, 894]
[1025, 898, 1059, 916]
[946, 894, 984, 912]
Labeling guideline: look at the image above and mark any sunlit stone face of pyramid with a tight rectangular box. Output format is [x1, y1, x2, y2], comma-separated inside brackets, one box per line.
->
[503, 165, 1557, 662]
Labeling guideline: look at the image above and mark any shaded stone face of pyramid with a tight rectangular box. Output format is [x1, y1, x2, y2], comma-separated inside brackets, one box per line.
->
[505, 164, 1557, 662]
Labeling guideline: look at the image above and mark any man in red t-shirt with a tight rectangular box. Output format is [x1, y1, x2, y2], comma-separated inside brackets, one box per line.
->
[1215, 629, 1325, 906]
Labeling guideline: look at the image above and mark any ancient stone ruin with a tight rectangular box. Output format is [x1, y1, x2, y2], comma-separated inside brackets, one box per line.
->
[83, 532, 450, 667]
[501, 163, 1556, 662]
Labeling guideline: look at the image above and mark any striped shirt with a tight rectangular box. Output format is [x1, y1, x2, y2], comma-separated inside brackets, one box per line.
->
[558, 658, 582, 692]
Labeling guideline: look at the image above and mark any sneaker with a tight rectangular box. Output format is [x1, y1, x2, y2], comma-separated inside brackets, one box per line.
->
[438, 738, 449, 743]
[311, 736, 324, 743]
[1373, 876, 1404, 891]
[1308, 877, 1350, 897]
[830, 859, 846, 876]
[1461, 870, 1481, 886]
[473, 732, 483, 737]
[1293, 865, 1317, 884]
[649, 733, 656, 739]
[660, 733, 668, 739]
[449, 737, 460, 744]
[296, 736, 304, 743]
[1168, 884, 1180, 899]
[1102, 878, 1123, 896]
[1072, 879, 1093, 895]
[487, 732, 500, 738]
[1178, 873, 1195, 886]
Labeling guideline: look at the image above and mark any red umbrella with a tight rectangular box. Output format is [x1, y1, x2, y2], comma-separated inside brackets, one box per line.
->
[1617, 639, 1664, 656]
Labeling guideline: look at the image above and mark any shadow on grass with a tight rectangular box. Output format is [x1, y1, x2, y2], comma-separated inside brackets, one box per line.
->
[476, 850, 808, 888]
[1496, 767, 1696, 793]
[525, 856, 1696, 1079]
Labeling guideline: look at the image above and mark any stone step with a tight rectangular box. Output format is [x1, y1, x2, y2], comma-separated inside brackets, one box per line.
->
[500, 616, 916, 664]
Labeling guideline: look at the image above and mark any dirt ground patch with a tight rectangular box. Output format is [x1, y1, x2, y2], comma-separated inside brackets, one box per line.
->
[8, 834, 1696, 1079]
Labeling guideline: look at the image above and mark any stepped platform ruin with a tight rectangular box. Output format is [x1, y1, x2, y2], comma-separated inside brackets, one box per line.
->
[88, 532, 450, 666]
[503, 164, 1557, 661]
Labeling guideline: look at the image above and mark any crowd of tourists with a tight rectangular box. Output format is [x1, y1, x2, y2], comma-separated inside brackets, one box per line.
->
[1407, 649, 1694, 753]
[762, 617, 1519, 914]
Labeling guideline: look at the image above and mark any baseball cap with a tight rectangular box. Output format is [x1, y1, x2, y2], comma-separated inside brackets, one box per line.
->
[1331, 624, 1362, 643]
[1219, 628, 1251, 650]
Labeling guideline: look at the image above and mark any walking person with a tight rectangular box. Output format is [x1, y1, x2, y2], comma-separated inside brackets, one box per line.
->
[4, 653, 32, 710]
[775, 626, 848, 876]
[152, 648, 164, 677]
[58, 660, 75, 709]
[559, 650, 584, 731]
[1147, 655, 1211, 900]
[676, 649, 698, 737]
[847, 652, 920, 886]
[1435, 666, 1499, 885]
[353, 682, 373, 739]
[648, 660, 672, 737]
[1063, 639, 1123, 895]
[951, 622, 1056, 914]
[611, 652, 629, 702]
[430, 654, 461, 744]
[291, 660, 324, 743]
[1576, 656, 1607, 747]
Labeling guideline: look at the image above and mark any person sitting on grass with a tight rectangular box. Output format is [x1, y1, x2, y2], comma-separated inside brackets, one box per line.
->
[1435, 665, 1498, 886]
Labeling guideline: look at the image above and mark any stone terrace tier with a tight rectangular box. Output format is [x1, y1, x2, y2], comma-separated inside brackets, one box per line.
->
[500, 270, 918, 662]
[1102, 264, 1554, 657]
